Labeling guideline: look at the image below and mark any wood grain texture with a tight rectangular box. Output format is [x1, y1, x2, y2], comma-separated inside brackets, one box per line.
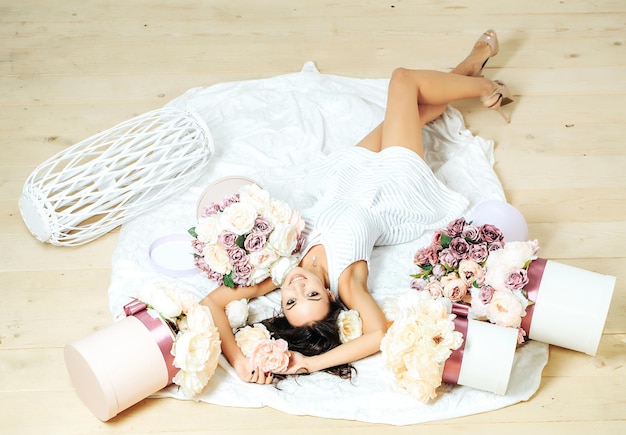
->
[1, 1, 624, 433]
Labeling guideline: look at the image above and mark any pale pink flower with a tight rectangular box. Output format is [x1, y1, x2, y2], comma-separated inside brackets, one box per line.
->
[249, 338, 291, 373]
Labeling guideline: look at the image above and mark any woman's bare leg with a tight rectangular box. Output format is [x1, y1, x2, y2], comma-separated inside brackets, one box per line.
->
[356, 36, 494, 153]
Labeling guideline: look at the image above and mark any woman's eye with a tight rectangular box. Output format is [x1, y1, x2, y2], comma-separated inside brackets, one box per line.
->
[286, 299, 295, 306]
[307, 292, 319, 298]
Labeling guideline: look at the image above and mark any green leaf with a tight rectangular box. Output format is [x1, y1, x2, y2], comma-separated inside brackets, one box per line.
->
[188, 227, 198, 238]
[223, 272, 235, 289]
[236, 234, 246, 248]
[440, 233, 452, 248]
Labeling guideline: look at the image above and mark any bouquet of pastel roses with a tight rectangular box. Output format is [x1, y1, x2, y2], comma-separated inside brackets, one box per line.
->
[380, 291, 463, 402]
[134, 280, 222, 397]
[410, 217, 540, 341]
[189, 183, 305, 288]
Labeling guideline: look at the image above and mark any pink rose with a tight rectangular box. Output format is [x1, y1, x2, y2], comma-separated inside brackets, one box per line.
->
[244, 232, 267, 252]
[461, 224, 481, 243]
[253, 216, 272, 236]
[249, 339, 291, 373]
[438, 248, 459, 268]
[446, 218, 468, 237]
[221, 194, 240, 209]
[200, 202, 221, 217]
[480, 224, 504, 244]
[410, 278, 428, 291]
[468, 242, 489, 263]
[442, 278, 468, 302]
[425, 280, 444, 298]
[449, 237, 471, 259]
[414, 247, 438, 267]
[218, 232, 238, 249]
[478, 285, 495, 304]
[505, 269, 529, 290]
[192, 239, 206, 256]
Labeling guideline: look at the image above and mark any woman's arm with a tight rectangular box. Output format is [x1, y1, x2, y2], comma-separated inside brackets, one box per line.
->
[200, 277, 278, 383]
[283, 261, 388, 374]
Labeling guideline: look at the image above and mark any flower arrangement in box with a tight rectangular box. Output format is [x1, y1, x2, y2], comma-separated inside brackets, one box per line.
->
[189, 183, 305, 288]
[135, 280, 221, 397]
[380, 291, 463, 402]
[410, 217, 540, 341]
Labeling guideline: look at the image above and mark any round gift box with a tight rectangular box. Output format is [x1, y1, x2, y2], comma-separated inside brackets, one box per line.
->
[443, 316, 518, 395]
[522, 258, 615, 356]
[64, 309, 176, 421]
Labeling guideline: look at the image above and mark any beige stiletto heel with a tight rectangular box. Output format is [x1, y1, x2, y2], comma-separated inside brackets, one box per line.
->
[475, 29, 499, 77]
[481, 80, 514, 123]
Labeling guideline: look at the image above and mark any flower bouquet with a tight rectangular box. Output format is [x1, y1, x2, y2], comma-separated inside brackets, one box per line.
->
[189, 183, 305, 288]
[411, 217, 616, 355]
[64, 280, 221, 421]
[381, 291, 519, 400]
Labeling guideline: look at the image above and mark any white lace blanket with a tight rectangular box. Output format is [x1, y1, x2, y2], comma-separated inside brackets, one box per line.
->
[108, 62, 548, 425]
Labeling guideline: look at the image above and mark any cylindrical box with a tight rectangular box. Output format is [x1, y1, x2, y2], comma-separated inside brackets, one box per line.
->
[522, 258, 615, 355]
[443, 310, 519, 395]
[64, 306, 176, 421]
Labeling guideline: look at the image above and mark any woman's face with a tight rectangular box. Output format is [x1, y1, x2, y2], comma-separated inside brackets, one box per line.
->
[281, 267, 333, 327]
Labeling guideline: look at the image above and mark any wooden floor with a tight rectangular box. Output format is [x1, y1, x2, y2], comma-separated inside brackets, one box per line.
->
[1, 1, 624, 433]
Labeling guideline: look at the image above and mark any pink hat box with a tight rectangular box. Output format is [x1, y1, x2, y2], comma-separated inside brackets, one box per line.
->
[64, 300, 176, 421]
[522, 258, 615, 356]
[195, 175, 258, 219]
[443, 304, 519, 395]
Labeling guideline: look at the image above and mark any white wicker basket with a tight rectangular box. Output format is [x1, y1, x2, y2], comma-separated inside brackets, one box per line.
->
[19, 107, 213, 246]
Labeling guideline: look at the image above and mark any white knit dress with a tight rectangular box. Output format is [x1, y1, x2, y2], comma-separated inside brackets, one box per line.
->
[300, 146, 468, 296]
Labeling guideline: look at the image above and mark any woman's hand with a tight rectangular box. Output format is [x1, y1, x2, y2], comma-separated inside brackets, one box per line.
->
[277, 351, 312, 376]
[233, 357, 274, 384]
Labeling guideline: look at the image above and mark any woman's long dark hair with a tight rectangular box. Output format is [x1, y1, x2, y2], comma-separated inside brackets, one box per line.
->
[261, 299, 355, 380]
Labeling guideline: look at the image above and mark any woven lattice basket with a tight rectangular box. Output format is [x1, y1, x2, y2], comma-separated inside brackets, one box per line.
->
[19, 107, 213, 246]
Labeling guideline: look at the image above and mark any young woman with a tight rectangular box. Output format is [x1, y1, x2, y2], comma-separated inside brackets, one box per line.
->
[201, 29, 512, 384]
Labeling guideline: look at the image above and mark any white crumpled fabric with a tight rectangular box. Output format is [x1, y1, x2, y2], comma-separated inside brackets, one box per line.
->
[108, 62, 548, 425]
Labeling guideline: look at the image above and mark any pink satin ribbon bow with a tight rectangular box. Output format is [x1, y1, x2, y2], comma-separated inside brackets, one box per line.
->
[123, 299, 178, 383]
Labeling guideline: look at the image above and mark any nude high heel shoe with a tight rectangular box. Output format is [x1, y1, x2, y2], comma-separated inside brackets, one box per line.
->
[481, 80, 514, 123]
[475, 29, 499, 76]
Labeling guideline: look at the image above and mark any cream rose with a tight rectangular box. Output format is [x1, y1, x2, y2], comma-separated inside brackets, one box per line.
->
[263, 197, 292, 227]
[138, 282, 183, 319]
[202, 244, 232, 275]
[269, 254, 300, 286]
[399, 351, 442, 402]
[235, 324, 271, 357]
[442, 277, 468, 302]
[337, 310, 363, 343]
[487, 290, 525, 328]
[268, 223, 298, 257]
[195, 214, 221, 244]
[219, 202, 257, 235]
[238, 183, 270, 211]
[225, 299, 249, 329]
[458, 259, 482, 286]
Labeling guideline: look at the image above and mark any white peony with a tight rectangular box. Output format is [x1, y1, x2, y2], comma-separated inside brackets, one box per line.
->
[487, 290, 525, 328]
[137, 282, 183, 320]
[484, 241, 536, 291]
[172, 330, 215, 373]
[184, 304, 215, 333]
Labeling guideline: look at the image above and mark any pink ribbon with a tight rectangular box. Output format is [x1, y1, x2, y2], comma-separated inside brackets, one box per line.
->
[520, 257, 547, 337]
[123, 299, 178, 383]
[442, 303, 469, 385]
